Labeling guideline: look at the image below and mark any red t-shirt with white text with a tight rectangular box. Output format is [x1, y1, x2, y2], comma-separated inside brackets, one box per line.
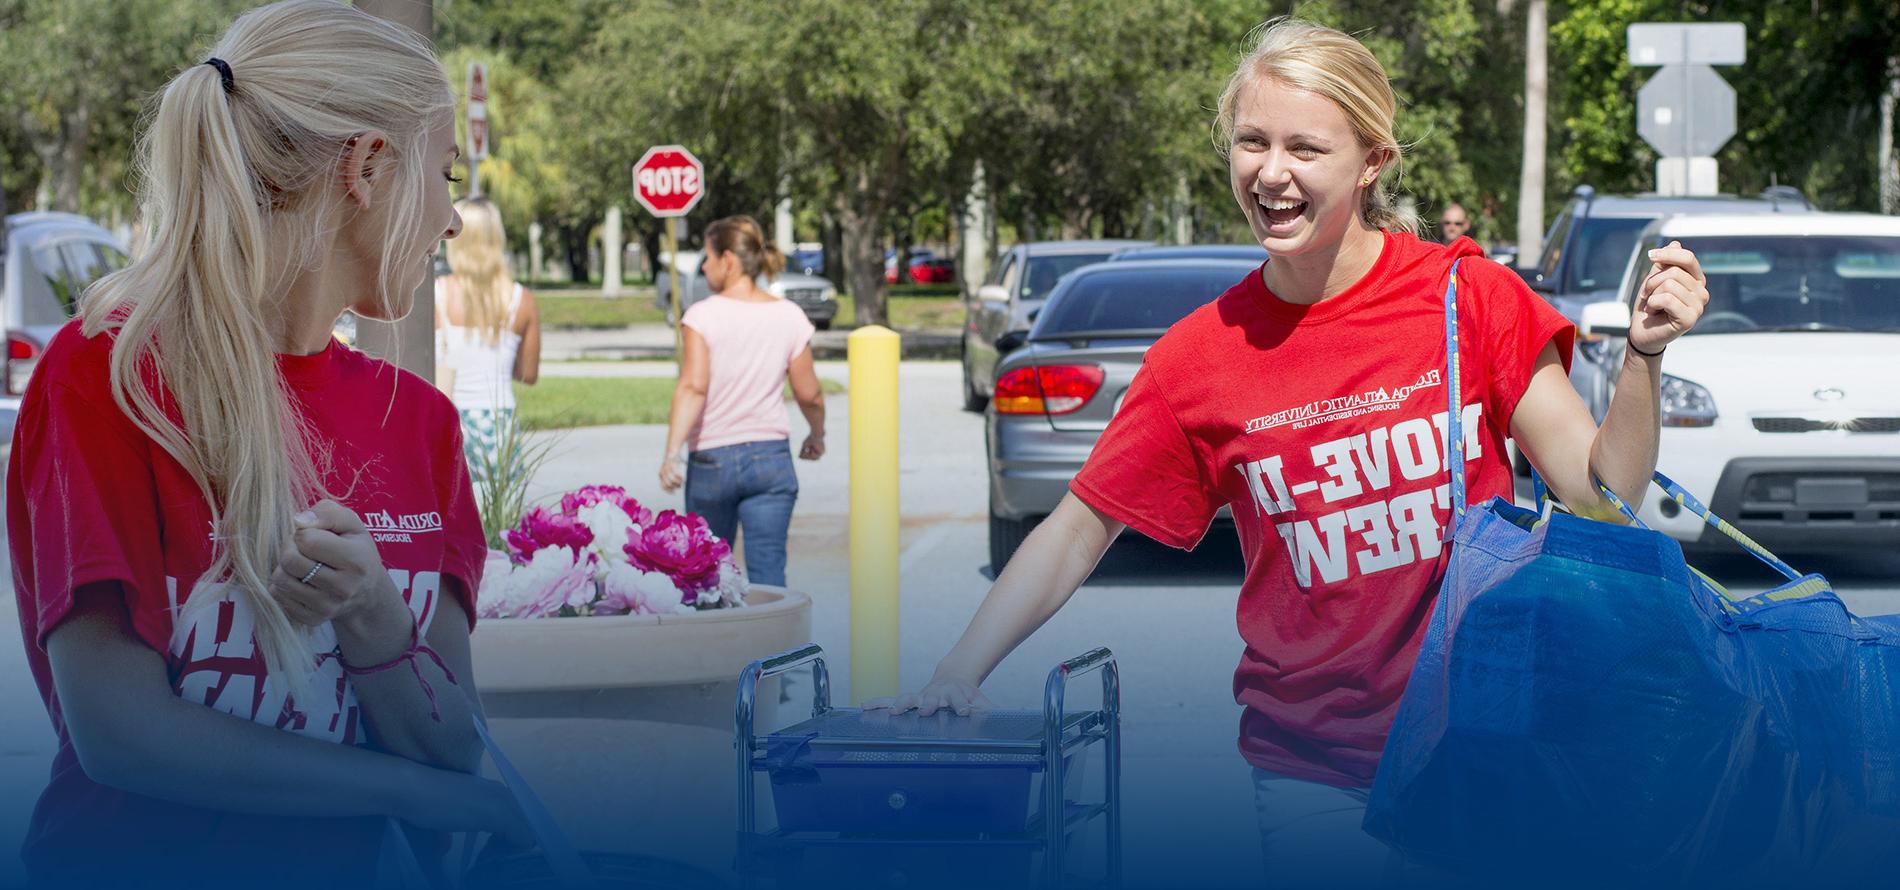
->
[7, 320, 487, 884]
[1071, 233, 1572, 788]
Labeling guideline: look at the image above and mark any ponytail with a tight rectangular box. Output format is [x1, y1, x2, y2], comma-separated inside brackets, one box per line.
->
[704, 215, 783, 282]
[77, 0, 452, 703]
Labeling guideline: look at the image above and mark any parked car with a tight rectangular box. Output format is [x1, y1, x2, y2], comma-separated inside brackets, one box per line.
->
[655, 249, 839, 330]
[985, 258, 1256, 567]
[1108, 244, 1268, 263]
[788, 242, 825, 275]
[961, 239, 1150, 411]
[1564, 212, 1900, 555]
[881, 248, 957, 284]
[1, 212, 131, 443]
[908, 256, 957, 284]
[1520, 184, 1814, 448]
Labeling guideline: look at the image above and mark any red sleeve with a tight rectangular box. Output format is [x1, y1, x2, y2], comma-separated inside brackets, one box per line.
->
[1069, 363, 1221, 550]
[436, 418, 485, 631]
[1468, 259, 1575, 428]
[8, 380, 170, 654]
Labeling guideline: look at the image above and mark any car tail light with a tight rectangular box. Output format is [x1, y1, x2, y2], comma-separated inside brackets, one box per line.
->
[993, 365, 1104, 415]
[6, 331, 40, 396]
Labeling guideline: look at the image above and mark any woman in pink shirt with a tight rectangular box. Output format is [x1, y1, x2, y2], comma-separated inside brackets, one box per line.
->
[659, 216, 827, 586]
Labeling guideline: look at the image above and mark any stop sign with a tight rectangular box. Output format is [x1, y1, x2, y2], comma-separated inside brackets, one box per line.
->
[633, 145, 705, 218]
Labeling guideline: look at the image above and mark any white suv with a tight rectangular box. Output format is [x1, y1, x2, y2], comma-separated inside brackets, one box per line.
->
[1568, 213, 1900, 555]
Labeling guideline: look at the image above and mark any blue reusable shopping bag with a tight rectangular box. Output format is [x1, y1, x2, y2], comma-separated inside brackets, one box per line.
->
[1361, 261, 1900, 885]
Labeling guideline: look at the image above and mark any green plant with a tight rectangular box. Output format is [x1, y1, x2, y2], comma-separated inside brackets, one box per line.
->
[469, 410, 562, 550]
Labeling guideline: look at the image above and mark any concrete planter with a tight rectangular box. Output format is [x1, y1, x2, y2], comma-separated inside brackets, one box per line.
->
[468, 587, 812, 873]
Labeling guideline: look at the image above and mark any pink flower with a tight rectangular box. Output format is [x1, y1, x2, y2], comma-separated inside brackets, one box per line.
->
[560, 485, 653, 528]
[505, 506, 595, 565]
[624, 510, 729, 600]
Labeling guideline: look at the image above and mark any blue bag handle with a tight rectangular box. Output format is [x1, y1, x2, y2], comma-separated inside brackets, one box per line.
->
[1442, 260, 1470, 526]
[1440, 258, 1801, 584]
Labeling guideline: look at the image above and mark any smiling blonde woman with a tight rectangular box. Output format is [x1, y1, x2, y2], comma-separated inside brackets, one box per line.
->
[871, 17, 1711, 883]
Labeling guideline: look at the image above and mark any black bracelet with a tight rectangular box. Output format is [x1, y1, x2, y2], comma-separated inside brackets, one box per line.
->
[1627, 339, 1665, 358]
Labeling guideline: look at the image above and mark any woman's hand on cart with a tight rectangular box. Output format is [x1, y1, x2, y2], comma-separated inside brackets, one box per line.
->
[864, 673, 995, 717]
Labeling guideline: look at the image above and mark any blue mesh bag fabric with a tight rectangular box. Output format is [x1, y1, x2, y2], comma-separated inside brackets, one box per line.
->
[1361, 262, 1900, 885]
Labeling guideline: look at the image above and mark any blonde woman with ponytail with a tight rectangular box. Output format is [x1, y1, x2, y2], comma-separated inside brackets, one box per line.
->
[435, 196, 541, 476]
[870, 18, 1709, 881]
[6, 2, 530, 884]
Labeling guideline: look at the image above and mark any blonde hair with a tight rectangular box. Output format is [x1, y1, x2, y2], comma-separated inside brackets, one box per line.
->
[78, 0, 453, 699]
[446, 197, 513, 345]
[703, 215, 786, 282]
[1213, 18, 1415, 234]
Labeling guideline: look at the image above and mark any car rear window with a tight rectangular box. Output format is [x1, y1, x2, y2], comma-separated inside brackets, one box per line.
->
[1032, 266, 1246, 339]
[1020, 253, 1114, 302]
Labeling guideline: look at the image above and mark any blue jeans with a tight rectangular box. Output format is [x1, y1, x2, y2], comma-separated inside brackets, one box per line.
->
[684, 438, 799, 586]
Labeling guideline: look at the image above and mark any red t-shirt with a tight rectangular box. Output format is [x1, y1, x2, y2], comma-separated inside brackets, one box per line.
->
[1071, 232, 1572, 788]
[7, 320, 487, 884]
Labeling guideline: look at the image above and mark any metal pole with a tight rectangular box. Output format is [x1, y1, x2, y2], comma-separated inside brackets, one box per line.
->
[664, 220, 683, 352]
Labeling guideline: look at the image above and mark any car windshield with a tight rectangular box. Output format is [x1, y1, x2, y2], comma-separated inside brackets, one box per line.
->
[1657, 235, 1900, 335]
[1567, 216, 1656, 292]
[1032, 265, 1246, 338]
[1021, 252, 1115, 302]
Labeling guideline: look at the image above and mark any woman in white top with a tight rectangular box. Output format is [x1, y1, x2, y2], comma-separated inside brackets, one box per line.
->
[434, 197, 541, 479]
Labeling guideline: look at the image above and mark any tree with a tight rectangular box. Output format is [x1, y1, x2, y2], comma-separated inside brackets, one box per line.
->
[0, 0, 247, 215]
[1549, 0, 1900, 212]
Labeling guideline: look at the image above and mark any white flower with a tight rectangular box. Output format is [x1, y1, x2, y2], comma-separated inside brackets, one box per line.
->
[598, 561, 689, 615]
[574, 501, 636, 573]
[480, 546, 594, 619]
[714, 557, 749, 609]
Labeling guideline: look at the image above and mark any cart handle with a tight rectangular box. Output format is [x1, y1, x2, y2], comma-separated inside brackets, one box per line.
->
[735, 644, 831, 749]
[1043, 647, 1118, 742]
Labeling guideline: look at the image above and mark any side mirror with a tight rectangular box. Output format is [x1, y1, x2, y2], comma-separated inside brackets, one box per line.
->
[1026, 307, 1041, 323]
[1580, 300, 1629, 339]
[994, 330, 1028, 354]
[977, 284, 1009, 305]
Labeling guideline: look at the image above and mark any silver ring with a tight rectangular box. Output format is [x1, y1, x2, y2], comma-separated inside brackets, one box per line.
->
[299, 562, 327, 585]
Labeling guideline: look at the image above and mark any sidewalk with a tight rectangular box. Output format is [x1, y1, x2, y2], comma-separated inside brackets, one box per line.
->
[540, 323, 961, 361]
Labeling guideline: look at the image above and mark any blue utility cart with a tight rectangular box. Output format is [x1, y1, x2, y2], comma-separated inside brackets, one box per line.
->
[734, 645, 1122, 889]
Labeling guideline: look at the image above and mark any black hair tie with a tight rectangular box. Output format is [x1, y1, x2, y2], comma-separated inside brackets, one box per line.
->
[204, 57, 235, 94]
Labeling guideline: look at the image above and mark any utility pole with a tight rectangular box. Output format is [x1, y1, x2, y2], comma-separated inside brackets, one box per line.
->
[354, 0, 435, 380]
[1514, 0, 1548, 265]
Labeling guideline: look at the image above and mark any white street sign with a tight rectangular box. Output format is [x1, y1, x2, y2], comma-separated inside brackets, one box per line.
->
[1627, 23, 1745, 66]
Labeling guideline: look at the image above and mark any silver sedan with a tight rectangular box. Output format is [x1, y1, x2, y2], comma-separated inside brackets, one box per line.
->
[985, 258, 1258, 568]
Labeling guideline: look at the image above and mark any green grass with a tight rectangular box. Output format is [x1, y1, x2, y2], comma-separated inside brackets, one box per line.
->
[535, 287, 963, 332]
[889, 283, 961, 298]
[515, 377, 845, 430]
[537, 292, 668, 328]
[836, 295, 963, 330]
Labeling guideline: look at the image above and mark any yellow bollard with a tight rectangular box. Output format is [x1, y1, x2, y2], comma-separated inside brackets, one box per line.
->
[848, 325, 901, 703]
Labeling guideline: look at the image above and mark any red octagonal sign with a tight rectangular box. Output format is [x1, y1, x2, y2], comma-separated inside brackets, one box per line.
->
[633, 145, 705, 218]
